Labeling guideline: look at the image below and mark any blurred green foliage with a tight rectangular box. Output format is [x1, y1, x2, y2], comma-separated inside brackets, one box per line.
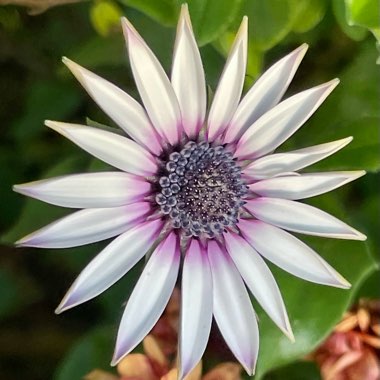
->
[0, 0, 379, 379]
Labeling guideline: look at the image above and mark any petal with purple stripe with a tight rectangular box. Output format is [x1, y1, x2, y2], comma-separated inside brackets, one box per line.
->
[13, 172, 150, 208]
[248, 171, 365, 200]
[245, 198, 366, 240]
[243, 137, 353, 180]
[179, 240, 213, 379]
[45, 121, 157, 176]
[224, 44, 308, 143]
[207, 17, 247, 141]
[171, 4, 206, 139]
[55, 219, 163, 313]
[208, 241, 259, 376]
[16, 202, 151, 248]
[122, 17, 181, 146]
[235, 79, 339, 160]
[62, 58, 161, 155]
[112, 232, 180, 365]
[224, 232, 293, 340]
[239, 219, 351, 288]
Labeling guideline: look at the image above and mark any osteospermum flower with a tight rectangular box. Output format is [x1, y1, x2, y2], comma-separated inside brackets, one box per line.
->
[13, 4, 367, 378]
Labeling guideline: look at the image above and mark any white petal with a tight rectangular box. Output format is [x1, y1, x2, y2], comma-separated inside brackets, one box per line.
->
[15, 202, 151, 248]
[62, 58, 162, 155]
[45, 121, 157, 176]
[207, 241, 259, 376]
[171, 4, 206, 139]
[122, 17, 181, 146]
[224, 44, 308, 144]
[224, 232, 293, 340]
[179, 239, 213, 379]
[207, 17, 248, 141]
[235, 79, 339, 159]
[239, 219, 351, 288]
[243, 137, 353, 180]
[55, 219, 163, 313]
[249, 171, 366, 200]
[13, 172, 150, 208]
[245, 198, 366, 240]
[112, 232, 180, 365]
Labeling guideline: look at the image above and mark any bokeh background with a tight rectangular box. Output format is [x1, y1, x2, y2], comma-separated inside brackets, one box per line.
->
[0, 0, 379, 379]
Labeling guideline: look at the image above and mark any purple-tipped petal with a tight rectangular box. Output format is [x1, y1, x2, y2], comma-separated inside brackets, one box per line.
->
[239, 219, 351, 288]
[243, 137, 353, 180]
[122, 17, 181, 146]
[207, 241, 259, 376]
[224, 232, 293, 341]
[245, 198, 366, 241]
[112, 232, 180, 365]
[45, 121, 157, 176]
[16, 202, 151, 248]
[224, 44, 308, 144]
[55, 219, 162, 313]
[248, 171, 366, 200]
[207, 17, 248, 141]
[62, 58, 161, 155]
[235, 79, 339, 160]
[179, 240, 213, 379]
[171, 4, 206, 138]
[13, 172, 150, 208]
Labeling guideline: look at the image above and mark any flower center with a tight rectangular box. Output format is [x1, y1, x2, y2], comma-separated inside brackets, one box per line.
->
[156, 141, 247, 238]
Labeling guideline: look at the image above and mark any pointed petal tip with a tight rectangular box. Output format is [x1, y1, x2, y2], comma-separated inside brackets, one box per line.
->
[293, 43, 308, 61]
[331, 272, 352, 289]
[121, 16, 137, 39]
[110, 353, 122, 367]
[44, 119, 59, 130]
[284, 327, 295, 343]
[12, 184, 23, 194]
[15, 235, 31, 247]
[241, 362, 256, 377]
[237, 15, 248, 38]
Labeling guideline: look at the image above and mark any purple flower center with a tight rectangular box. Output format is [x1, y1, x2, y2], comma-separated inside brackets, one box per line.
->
[156, 141, 247, 238]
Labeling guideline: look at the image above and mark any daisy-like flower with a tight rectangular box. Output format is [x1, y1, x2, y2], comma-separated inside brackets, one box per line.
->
[13, 4, 367, 378]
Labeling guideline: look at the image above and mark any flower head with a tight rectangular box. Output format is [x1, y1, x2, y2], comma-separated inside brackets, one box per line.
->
[14, 4, 366, 378]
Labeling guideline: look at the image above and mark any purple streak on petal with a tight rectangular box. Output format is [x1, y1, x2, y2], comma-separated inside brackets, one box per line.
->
[207, 240, 258, 375]
[112, 232, 180, 365]
[55, 219, 163, 313]
[179, 239, 213, 379]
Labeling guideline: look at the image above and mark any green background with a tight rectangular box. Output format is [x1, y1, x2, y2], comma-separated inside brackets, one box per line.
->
[0, 0, 379, 379]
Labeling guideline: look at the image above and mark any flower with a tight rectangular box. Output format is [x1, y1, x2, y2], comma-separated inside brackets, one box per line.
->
[13, 4, 367, 378]
[311, 299, 380, 380]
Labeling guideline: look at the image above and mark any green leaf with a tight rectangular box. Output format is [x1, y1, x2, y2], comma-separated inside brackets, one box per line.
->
[345, 0, 380, 30]
[291, 0, 327, 33]
[63, 35, 125, 71]
[242, 0, 293, 51]
[263, 360, 321, 380]
[333, 0, 367, 41]
[54, 326, 116, 380]
[90, 0, 123, 37]
[345, 0, 380, 42]
[10, 81, 81, 141]
[121, 0, 178, 26]
[314, 117, 380, 172]
[291, 42, 380, 172]
[255, 226, 377, 378]
[184, 0, 244, 46]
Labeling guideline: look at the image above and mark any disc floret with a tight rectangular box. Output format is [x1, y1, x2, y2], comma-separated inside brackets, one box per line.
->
[156, 141, 248, 238]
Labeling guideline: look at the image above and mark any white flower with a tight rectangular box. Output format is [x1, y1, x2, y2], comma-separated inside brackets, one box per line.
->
[13, 4, 366, 378]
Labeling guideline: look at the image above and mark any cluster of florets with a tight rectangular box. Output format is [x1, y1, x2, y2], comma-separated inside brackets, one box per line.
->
[155, 141, 248, 238]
